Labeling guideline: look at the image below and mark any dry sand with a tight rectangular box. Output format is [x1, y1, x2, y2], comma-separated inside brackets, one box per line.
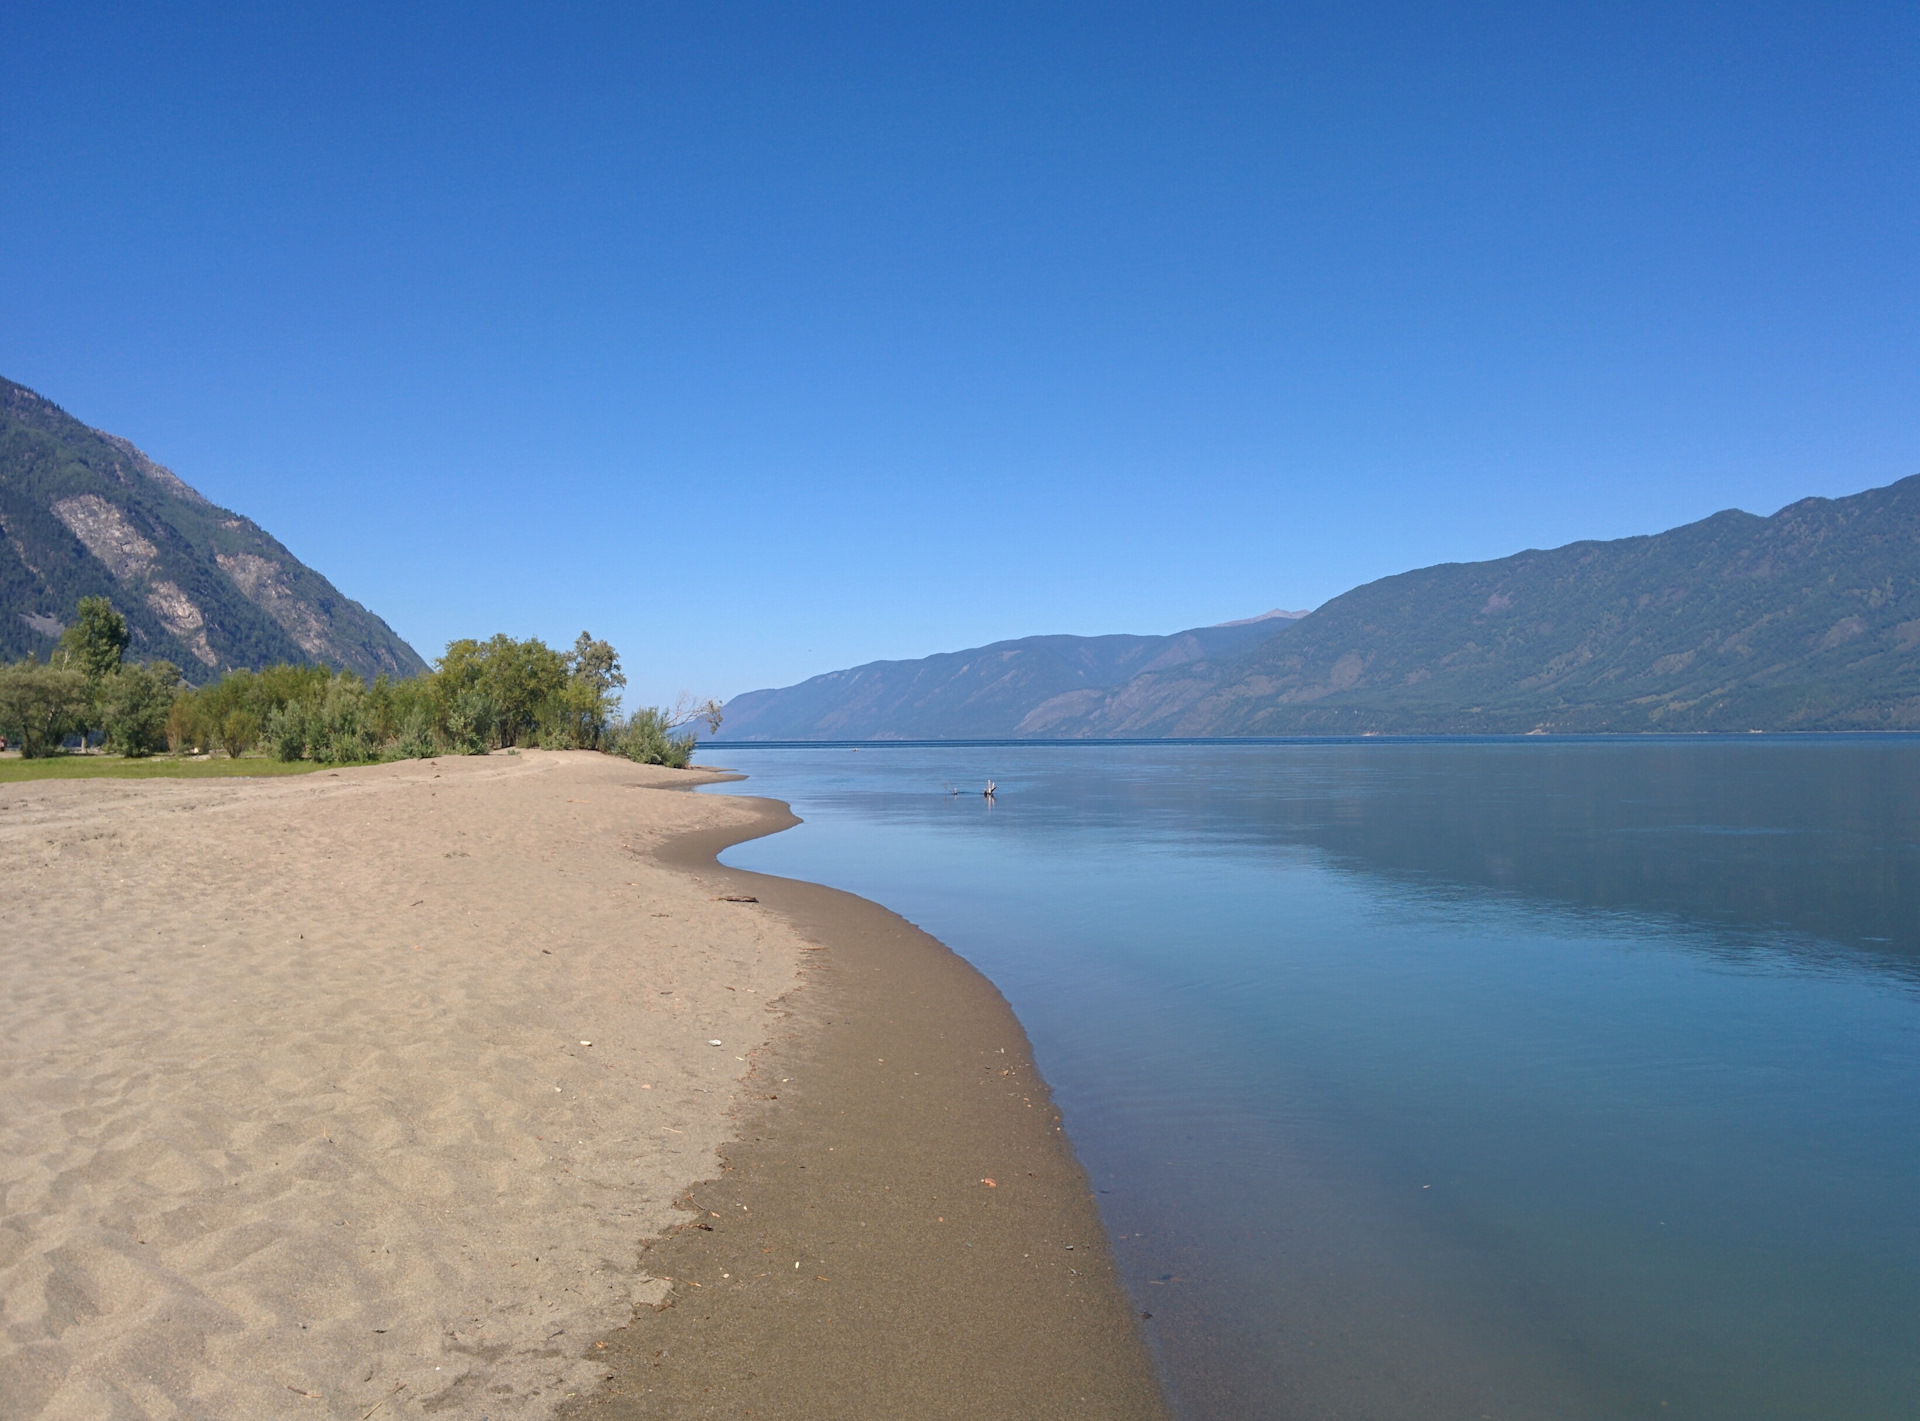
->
[1, 752, 807, 1418]
[0, 751, 1166, 1420]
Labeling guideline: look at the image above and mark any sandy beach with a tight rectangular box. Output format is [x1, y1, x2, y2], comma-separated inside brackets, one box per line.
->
[0, 751, 1163, 1419]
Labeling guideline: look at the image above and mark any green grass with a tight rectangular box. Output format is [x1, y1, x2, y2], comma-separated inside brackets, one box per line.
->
[0, 753, 351, 782]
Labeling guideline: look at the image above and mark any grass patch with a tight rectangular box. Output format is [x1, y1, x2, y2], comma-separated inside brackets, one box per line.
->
[0, 753, 357, 783]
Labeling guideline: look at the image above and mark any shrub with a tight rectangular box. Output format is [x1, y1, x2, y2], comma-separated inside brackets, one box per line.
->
[446, 686, 499, 755]
[304, 677, 371, 763]
[266, 704, 307, 760]
[365, 673, 432, 748]
[614, 707, 696, 768]
[392, 705, 437, 760]
[318, 729, 372, 764]
[103, 661, 181, 758]
[535, 719, 581, 750]
[220, 709, 263, 759]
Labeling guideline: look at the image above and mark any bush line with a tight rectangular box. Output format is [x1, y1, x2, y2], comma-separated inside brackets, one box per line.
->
[0, 601, 718, 768]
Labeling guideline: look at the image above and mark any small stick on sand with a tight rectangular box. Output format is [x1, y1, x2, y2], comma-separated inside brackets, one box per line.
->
[362, 1382, 406, 1419]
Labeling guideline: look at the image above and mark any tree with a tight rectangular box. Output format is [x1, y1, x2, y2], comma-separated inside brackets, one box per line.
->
[570, 632, 626, 700]
[223, 708, 263, 761]
[0, 660, 90, 757]
[60, 597, 130, 683]
[669, 692, 724, 736]
[545, 631, 628, 748]
[433, 635, 569, 748]
[165, 688, 203, 754]
[102, 660, 181, 757]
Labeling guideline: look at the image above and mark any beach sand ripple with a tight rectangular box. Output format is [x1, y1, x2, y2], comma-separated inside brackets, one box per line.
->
[0, 752, 804, 1419]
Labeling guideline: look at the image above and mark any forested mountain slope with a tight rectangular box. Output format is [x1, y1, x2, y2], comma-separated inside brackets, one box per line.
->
[723, 476, 1920, 738]
[1032, 475, 1920, 735]
[1, 377, 426, 680]
[720, 614, 1299, 739]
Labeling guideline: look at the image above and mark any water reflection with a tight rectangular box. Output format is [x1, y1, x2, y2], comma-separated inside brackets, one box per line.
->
[700, 739, 1920, 1420]
[753, 738, 1920, 971]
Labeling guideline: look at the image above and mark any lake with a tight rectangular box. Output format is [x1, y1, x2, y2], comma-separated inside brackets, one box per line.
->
[694, 739, 1920, 1420]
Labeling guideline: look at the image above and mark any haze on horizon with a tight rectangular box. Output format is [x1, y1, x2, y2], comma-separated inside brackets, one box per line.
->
[3, 3, 1916, 704]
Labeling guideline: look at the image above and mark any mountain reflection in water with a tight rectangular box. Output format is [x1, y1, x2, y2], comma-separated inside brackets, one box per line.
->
[702, 738, 1920, 1420]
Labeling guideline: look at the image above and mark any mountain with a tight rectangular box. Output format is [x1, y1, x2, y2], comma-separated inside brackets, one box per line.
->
[1, 377, 427, 680]
[1031, 475, 1920, 735]
[721, 474, 1920, 739]
[719, 616, 1302, 739]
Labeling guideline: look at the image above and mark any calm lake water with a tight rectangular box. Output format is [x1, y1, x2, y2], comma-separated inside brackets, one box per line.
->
[694, 739, 1920, 1421]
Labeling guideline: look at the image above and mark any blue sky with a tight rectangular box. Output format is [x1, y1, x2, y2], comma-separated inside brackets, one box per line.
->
[4, 3, 1916, 703]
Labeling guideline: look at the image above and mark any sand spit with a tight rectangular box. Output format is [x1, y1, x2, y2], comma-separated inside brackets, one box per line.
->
[0, 752, 809, 1419]
[564, 804, 1170, 1420]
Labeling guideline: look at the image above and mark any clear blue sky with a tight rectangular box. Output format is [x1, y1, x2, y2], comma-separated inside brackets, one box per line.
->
[4, 3, 1916, 704]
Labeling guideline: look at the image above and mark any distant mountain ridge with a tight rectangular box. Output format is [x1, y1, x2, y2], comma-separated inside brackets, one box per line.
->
[1, 377, 426, 680]
[1215, 607, 1313, 626]
[719, 616, 1300, 740]
[1040, 476, 1920, 735]
[725, 475, 1920, 737]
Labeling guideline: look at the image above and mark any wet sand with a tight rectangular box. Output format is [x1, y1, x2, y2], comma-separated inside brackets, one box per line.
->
[0, 751, 1164, 1419]
[561, 796, 1167, 1419]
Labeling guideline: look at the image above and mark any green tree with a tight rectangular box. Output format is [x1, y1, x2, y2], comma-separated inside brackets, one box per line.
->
[0, 660, 90, 757]
[165, 686, 205, 753]
[571, 632, 625, 700]
[538, 631, 627, 748]
[433, 635, 568, 748]
[102, 661, 181, 757]
[60, 596, 130, 682]
[223, 708, 264, 759]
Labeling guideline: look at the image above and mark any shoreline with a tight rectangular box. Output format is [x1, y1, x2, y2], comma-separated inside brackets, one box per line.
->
[0, 751, 1163, 1418]
[563, 789, 1167, 1418]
